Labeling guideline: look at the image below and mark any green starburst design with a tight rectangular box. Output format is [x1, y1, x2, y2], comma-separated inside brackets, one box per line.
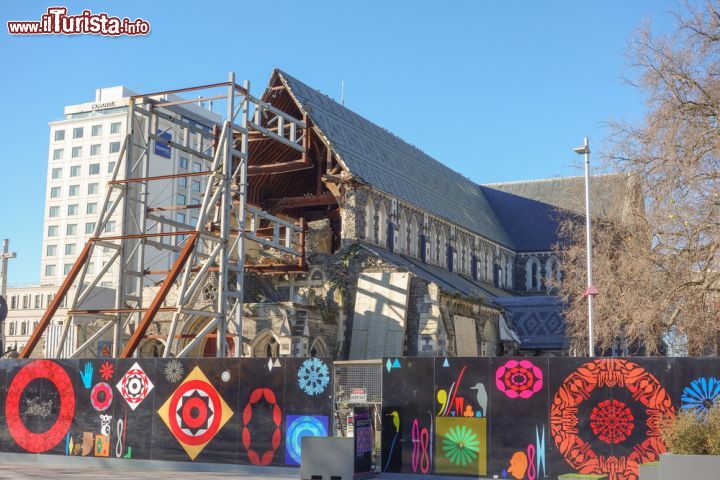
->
[442, 424, 480, 466]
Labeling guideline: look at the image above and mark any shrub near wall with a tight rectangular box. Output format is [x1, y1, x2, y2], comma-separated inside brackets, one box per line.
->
[662, 402, 720, 455]
[0, 357, 333, 466]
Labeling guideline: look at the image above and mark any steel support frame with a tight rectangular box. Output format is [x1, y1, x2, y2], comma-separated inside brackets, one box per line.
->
[21, 73, 307, 360]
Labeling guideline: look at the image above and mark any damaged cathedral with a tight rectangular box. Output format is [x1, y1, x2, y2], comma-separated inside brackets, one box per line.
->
[160, 69, 629, 361]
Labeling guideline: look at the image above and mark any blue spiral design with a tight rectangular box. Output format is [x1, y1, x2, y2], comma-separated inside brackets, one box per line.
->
[285, 415, 328, 465]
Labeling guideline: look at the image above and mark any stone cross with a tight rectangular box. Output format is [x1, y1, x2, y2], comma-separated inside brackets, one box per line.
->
[0, 239, 17, 299]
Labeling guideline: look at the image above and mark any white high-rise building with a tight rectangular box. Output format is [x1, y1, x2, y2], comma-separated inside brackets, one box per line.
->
[41, 86, 220, 286]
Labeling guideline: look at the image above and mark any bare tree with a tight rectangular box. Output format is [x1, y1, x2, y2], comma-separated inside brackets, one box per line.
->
[556, 1, 720, 355]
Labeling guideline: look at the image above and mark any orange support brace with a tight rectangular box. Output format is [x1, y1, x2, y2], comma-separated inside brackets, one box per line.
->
[20, 242, 93, 358]
[119, 232, 199, 358]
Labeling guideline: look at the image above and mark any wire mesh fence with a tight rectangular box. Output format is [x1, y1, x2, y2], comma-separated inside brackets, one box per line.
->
[333, 360, 383, 467]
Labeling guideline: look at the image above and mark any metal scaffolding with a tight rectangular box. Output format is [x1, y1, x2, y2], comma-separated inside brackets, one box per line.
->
[21, 73, 308, 359]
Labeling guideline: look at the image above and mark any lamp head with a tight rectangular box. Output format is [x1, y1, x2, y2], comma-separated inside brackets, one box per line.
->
[573, 146, 590, 155]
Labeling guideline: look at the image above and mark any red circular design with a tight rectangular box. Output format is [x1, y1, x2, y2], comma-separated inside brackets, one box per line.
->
[496, 359, 543, 399]
[181, 396, 208, 430]
[241, 387, 282, 466]
[506, 367, 534, 391]
[90, 382, 113, 412]
[590, 399, 634, 444]
[167, 379, 221, 446]
[5, 360, 75, 453]
[550, 359, 675, 480]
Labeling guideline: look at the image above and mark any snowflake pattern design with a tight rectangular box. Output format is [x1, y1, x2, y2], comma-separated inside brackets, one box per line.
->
[164, 359, 184, 384]
[298, 358, 330, 396]
[590, 399, 634, 444]
[99, 361, 114, 381]
[681, 377, 720, 414]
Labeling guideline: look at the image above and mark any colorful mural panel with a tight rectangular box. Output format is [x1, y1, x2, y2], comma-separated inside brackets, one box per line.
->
[0, 357, 333, 468]
[1, 355, 720, 478]
[435, 416, 487, 475]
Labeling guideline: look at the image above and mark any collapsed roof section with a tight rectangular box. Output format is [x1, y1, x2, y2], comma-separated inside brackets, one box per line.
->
[273, 69, 515, 250]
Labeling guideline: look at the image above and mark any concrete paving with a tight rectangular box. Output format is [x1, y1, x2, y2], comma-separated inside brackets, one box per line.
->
[0, 453, 496, 480]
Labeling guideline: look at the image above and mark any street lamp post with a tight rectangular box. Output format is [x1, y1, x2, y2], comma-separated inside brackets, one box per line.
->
[574, 138, 598, 356]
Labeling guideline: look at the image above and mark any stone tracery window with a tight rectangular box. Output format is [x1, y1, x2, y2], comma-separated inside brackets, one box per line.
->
[365, 197, 376, 243]
[506, 257, 513, 289]
[398, 210, 407, 253]
[545, 256, 561, 288]
[438, 228, 447, 266]
[410, 215, 418, 256]
[378, 201, 387, 247]
[525, 256, 541, 290]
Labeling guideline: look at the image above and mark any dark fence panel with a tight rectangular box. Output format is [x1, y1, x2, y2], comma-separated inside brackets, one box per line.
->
[382, 356, 720, 480]
[0, 357, 333, 467]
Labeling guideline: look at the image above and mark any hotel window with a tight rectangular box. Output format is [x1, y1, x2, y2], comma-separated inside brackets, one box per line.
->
[49, 206, 60, 217]
[34, 295, 42, 309]
[177, 193, 186, 205]
[48, 225, 58, 237]
[46, 244, 57, 256]
[87, 262, 94, 274]
[105, 221, 115, 232]
[90, 144, 101, 156]
[22, 296, 29, 309]
[87, 203, 97, 214]
[50, 187, 61, 198]
[73, 127, 84, 139]
[109, 141, 120, 153]
[53, 148, 63, 160]
[88, 183, 98, 195]
[9, 322, 15, 336]
[110, 122, 122, 134]
[45, 264, 56, 276]
[65, 244, 76, 255]
[85, 222, 96, 234]
[70, 165, 80, 177]
[89, 163, 100, 175]
[46, 294, 54, 306]
[192, 161, 201, 173]
[10, 296, 17, 309]
[176, 212, 186, 224]
[179, 157, 188, 169]
[64, 264, 73, 275]
[51, 167, 62, 179]
[54, 129, 65, 141]
[178, 177, 187, 188]
[21, 322, 27, 336]
[71, 146, 82, 158]
[67, 204, 78, 216]
[69, 185, 80, 196]
[108, 161, 116, 173]
[66, 224, 77, 235]
[91, 124, 102, 136]
[192, 180, 201, 192]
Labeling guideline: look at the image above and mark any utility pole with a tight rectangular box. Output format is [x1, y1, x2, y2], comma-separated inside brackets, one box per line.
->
[574, 138, 599, 356]
[0, 239, 17, 300]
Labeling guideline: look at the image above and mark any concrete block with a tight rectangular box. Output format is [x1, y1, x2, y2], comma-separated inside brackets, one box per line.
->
[639, 461, 660, 480]
[300, 437, 354, 480]
[658, 453, 720, 480]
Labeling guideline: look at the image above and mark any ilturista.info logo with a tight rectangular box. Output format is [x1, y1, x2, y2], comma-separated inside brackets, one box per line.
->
[7, 7, 150, 36]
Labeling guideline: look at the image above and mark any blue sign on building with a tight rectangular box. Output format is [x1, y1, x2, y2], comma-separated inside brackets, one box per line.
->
[154, 131, 172, 158]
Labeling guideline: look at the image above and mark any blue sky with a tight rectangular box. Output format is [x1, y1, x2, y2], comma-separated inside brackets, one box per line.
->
[0, 1, 677, 284]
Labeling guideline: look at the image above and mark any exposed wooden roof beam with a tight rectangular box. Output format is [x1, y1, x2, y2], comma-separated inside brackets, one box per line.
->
[248, 159, 313, 176]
